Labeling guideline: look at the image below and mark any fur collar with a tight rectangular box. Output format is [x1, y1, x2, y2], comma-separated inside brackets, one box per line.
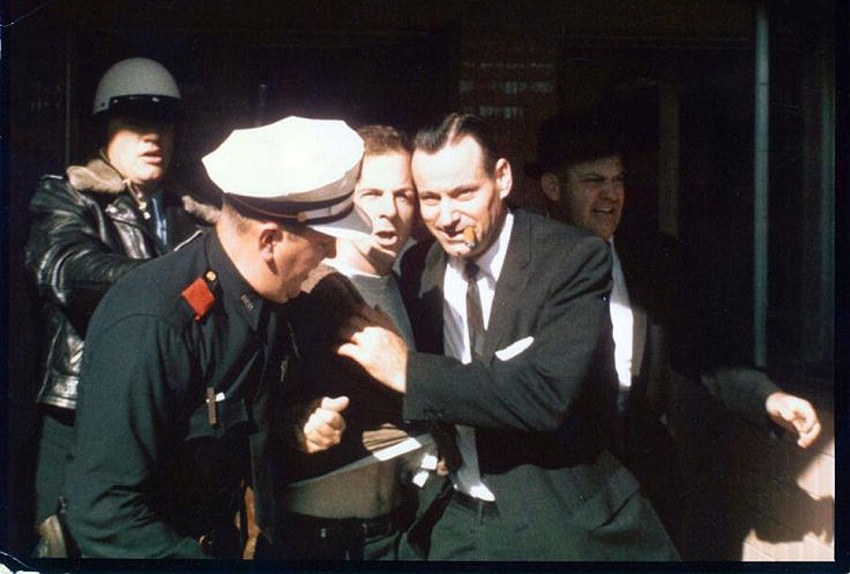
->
[181, 194, 220, 225]
[66, 157, 126, 195]
[65, 157, 220, 224]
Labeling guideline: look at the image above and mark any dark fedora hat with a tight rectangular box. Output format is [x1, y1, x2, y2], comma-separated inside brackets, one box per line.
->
[525, 111, 623, 179]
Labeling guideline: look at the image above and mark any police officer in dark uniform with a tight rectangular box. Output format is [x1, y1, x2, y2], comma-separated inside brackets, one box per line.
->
[59, 116, 371, 558]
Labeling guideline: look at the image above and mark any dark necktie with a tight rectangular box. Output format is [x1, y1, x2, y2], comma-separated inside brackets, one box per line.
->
[428, 262, 486, 476]
[464, 261, 486, 361]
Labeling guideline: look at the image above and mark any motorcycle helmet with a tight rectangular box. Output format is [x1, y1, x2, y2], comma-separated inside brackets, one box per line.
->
[93, 57, 181, 121]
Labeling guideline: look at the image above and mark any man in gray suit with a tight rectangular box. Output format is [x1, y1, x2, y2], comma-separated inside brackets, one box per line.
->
[338, 113, 678, 560]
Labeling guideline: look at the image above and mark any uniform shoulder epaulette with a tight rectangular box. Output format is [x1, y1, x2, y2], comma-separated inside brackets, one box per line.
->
[181, 270, 217, 321]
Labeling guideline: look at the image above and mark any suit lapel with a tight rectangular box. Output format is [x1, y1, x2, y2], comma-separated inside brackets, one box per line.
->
[412, 242, 448, 354]
[484, 211, 532, 359]
[420, 242, 447, 298]
[631, 299, 648, 379]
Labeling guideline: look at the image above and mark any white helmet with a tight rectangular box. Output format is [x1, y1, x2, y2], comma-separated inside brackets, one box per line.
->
[92, 57, 181, 117]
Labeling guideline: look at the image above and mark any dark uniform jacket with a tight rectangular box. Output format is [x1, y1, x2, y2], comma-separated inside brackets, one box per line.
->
[398, 209, 678, 560]
[25, 156, 219, 410]
[62, 230, 290, 558]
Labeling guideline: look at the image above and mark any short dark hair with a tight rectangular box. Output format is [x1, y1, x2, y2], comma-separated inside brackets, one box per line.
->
[356, 124, 412, 156]
[525, 110, 624, 178]
[413, 113, 499, 175]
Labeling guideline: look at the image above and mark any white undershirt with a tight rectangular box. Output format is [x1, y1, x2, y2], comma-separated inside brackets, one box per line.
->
[326, 260, 416, 349]
[442, 211, 514, 501]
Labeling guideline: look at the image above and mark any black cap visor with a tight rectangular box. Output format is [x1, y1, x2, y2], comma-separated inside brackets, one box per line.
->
[98, 95, 183, 124]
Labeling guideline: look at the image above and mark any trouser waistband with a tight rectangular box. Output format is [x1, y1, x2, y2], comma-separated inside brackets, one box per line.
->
[283, 507, 405, 540]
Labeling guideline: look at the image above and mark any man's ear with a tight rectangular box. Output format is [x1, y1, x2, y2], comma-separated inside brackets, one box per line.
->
[495, 158, 513, 200]
[540, 172, 561, 203]
[258, 222, 283, 263]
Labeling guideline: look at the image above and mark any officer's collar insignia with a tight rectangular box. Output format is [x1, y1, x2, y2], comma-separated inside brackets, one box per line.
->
[239, 293, 256, 311]
[182, 275, 216, 320]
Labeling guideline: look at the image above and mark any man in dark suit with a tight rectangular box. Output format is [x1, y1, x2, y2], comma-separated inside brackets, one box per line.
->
[525, 110, 822, 551]
[337, 113, 678, 560]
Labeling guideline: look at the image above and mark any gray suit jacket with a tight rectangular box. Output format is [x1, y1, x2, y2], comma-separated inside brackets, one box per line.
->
[618, 232, 781, 435]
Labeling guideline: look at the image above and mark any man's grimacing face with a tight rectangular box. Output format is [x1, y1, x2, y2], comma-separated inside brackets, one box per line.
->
[413, 135, 511, 260]
[558, 155, 625, 241]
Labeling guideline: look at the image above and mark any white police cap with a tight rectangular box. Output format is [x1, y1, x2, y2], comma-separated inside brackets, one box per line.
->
[202, 116, 370, 240]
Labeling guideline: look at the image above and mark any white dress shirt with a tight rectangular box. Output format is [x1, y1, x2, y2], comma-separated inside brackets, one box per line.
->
[441, 211, 514, 501]
[609, 239, 645, 406]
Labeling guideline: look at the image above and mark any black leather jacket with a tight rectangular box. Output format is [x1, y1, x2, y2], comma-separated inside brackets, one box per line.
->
[25, 157, 220, 410]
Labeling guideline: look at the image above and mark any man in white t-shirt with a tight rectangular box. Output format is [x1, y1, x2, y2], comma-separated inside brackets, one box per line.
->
[272, 125, 425, 560]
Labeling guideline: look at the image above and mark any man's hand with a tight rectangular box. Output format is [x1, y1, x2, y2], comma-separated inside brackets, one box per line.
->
[292, 396, 350, 454]
[765, 391, 822, 448]
[337, 304, 408, 394]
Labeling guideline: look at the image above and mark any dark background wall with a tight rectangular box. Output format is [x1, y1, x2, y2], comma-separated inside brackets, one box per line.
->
[2, 0, 839, 558]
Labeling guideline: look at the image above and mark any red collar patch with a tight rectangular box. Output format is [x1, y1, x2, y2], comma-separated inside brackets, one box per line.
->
[181, 276, 215, 320]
